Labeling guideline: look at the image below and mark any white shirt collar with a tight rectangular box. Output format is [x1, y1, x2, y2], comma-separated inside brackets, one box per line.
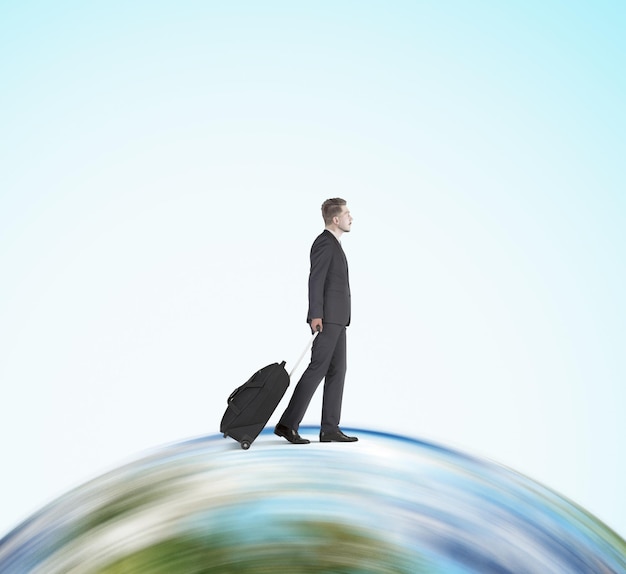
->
[326, 228, 343, 242]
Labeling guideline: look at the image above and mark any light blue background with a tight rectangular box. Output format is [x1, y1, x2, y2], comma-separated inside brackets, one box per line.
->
[1, 1, 624, 538]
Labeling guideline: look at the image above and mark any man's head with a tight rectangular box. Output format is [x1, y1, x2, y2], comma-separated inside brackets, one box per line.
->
[322, 198, 352, 234]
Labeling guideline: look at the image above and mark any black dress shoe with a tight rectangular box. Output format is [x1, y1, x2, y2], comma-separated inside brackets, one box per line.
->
[274, 424, 310, 444]
[319, 429, 358, 442]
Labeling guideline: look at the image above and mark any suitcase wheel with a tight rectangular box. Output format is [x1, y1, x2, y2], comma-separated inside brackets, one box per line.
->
[241, 440, 251, 450]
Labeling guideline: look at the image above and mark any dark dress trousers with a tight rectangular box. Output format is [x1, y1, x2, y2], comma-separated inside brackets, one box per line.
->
[279, 230, 351, 433]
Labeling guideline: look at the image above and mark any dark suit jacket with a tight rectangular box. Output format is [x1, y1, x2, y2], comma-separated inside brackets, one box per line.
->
[307, 230, 351, 326]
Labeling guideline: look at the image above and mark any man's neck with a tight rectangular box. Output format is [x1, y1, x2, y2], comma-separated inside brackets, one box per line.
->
[326, 226, 343, 241]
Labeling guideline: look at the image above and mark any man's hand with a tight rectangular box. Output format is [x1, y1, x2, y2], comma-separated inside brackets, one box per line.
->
[310, 318, 323, 333]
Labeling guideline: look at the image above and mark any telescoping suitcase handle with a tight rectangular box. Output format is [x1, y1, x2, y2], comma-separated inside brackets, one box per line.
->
[289, 329, 320, 378]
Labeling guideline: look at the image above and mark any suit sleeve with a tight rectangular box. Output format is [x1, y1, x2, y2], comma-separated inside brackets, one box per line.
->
[307, 237, 332, 321]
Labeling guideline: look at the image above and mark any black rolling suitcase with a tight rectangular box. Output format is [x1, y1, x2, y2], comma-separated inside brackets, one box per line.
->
[220, 332, 318, 449]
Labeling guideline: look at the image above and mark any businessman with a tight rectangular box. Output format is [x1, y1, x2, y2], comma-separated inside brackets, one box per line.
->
[275, 198, 358, 444]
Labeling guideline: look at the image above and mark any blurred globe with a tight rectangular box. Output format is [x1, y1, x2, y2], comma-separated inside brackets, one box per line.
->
[0, 428, 624, 573]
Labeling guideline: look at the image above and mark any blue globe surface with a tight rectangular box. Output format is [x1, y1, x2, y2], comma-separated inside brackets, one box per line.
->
[0, 428, 624, 573]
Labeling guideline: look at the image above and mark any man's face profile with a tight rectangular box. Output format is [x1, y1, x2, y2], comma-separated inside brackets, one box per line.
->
[335, 206, 352, 233]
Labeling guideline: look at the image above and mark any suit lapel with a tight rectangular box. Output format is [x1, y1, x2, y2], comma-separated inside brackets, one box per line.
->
[324, 230, 349, 282]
